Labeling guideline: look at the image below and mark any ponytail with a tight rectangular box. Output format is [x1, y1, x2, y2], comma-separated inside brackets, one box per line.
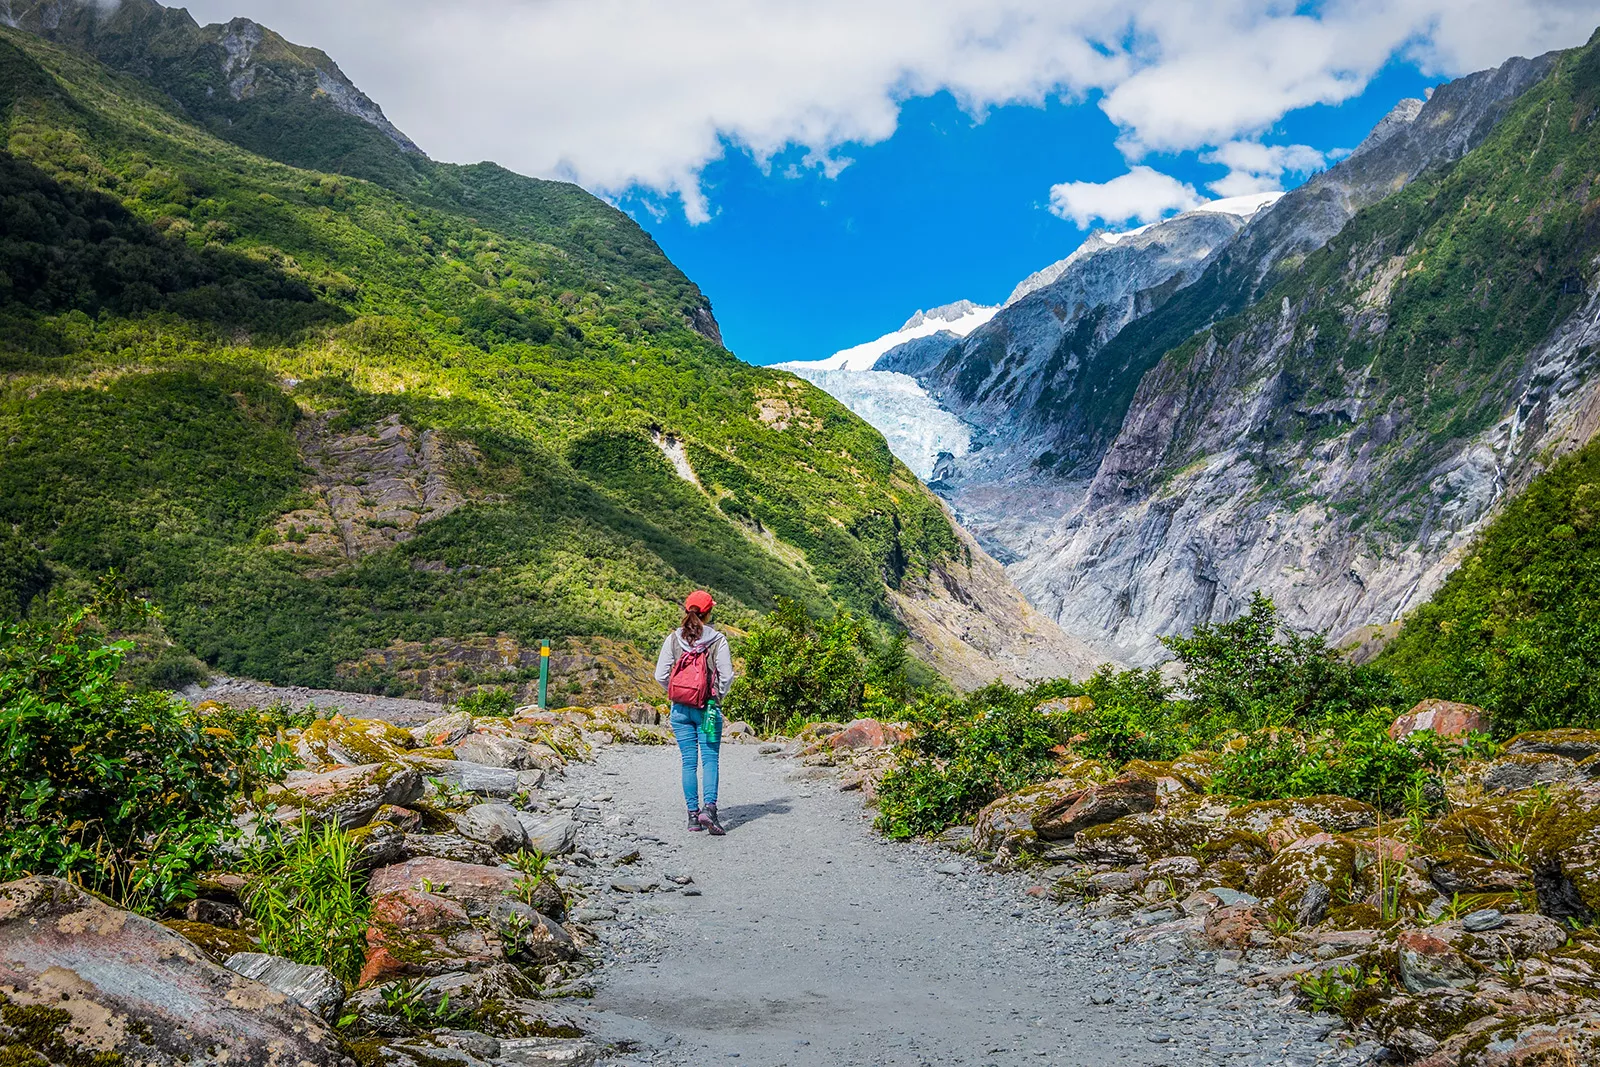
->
[680, 607, 705, 643]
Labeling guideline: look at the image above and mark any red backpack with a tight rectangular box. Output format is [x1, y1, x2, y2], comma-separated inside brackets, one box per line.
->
[666, 635, 718, 709]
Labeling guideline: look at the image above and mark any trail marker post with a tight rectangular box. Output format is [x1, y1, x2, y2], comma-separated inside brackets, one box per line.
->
[538, 639, 551, 710]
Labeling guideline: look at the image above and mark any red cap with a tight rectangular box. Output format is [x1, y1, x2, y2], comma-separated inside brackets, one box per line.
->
[684, 590, 715, 614]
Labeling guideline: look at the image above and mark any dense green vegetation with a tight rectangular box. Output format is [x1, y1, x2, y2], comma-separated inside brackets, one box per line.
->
[1381, 434, 1600, 734]
[872, 596, 1475, 838]
[0, 588, 287, 911]
[722, 597, 918, 733]
[0, 24, 957, 687]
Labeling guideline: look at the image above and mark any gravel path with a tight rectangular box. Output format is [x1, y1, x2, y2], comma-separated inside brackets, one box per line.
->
[561, 745, 1386, 1067]
[180, 676, 445, 724]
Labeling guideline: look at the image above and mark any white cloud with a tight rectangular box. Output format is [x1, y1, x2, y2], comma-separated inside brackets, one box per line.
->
[175, 1, 1599, 222]
[1048, 166, 1202, 229]
[1200, 141, 1331, 197]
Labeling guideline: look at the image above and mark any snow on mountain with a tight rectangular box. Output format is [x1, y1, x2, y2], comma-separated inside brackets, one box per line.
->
[1005, 192, 1283, 306]
[783, 300, 997, 373]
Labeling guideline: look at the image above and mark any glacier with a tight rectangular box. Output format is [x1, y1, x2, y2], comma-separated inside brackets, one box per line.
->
[776, 301, 992, 479]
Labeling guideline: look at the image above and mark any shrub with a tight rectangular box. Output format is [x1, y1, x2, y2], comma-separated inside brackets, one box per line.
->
[0, 594, 273, 910]
[1163, 592, 1404, 734]
[1210, 713, 1475, 810]
[241, 819, 370, 987]
[457, 686, 518, 717]
[875, 682, 1066, 839]
[724, 598, 899, 733]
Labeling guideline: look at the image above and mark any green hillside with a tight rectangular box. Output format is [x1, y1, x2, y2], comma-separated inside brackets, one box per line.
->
[0, 23, 959, 694]
[1379, 435, 1600, 735]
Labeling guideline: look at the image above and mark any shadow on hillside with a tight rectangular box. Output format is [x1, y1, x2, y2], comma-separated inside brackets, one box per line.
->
[0, 147, 347, 345]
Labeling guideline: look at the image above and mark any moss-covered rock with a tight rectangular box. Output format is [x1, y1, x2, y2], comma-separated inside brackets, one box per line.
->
[295, 716, 415, 769]
[1415, 1011, 1600, 1067]
[1428, 851, 1531, 897]
[1168, 750, 1221, 792]
[1228, 795, 1379, 835]
[1035, 777, 1160, 841]
[1253, 833, 1360, 902]
[971, 768, 1106, 853]
[358, 888, 502, 987]
[1505, 728, 1600, 762]
[264, 761, 425, 832]
[159, 920, 258, 962]
[1481, 752, 1578, 794]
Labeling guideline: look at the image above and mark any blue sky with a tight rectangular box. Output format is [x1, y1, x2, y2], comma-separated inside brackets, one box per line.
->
[620, 59, 1437, 367]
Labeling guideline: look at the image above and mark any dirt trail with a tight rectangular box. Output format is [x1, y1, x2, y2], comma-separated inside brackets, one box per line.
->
[563, 745, 1379, 1067]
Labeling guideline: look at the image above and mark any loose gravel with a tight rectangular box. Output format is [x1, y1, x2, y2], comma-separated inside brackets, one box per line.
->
[554, 744, 1389, 1067]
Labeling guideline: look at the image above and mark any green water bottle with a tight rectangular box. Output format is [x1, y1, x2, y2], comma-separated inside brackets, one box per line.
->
[700, 696, 722, 744]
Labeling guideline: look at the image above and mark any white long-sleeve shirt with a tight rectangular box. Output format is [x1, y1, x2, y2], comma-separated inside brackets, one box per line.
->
[654, 625, 735, 698]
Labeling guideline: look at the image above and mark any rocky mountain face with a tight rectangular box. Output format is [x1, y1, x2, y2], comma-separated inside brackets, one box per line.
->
[1006, 38, 1600, 663]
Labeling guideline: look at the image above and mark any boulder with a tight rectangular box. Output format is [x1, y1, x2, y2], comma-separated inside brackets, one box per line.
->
[348, 821, 409, 871]
[1416, 1013, 1600, 1067]
[1202, 903, 1271, 948]
[452, 803, 529, 854]
[1390, 699, 1490, 741]
[1505, 728, 1600, 762]
[0, 877, 344, 1065]
[404, 833, 499, 866]
[1167, 751, 1221, 792]
[1482, 753, 1578, 793]
[409, 757, 521, 798]
[359, 888, 502, 986]
[265, 761, 425, 831]
[1228, 795, 1379, 835]
[183, 897, 242, 928]
[1428, 851, 1531, 896]
[972, 772, 1104, 853]
[295, 715, 414, 768]
[1397, 929, 1481, 992]
[371, 804, 424, 832]
[415, 711, 476, 747]
[454, 731, 550, 771]
[1253, 834, 1361, 902]
[489, 899, 578, 965]
[825, 718, 909, 752]
[625, 702, 662, 726]
[1035, 777, 1159, 841]
[346, 961, 536, 1020]
[224, 952, 343, 1021]
[1427, 913, 1568, 963]
[370, 857, 564, 920]
[516, 813, 578, 857]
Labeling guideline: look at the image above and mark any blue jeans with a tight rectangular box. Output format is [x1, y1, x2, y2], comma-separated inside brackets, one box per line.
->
[669, 703, 720, 810]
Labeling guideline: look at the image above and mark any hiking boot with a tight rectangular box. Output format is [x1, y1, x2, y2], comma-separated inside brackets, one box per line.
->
[688, 810, 704, 832]
[697, 803, 726, 836]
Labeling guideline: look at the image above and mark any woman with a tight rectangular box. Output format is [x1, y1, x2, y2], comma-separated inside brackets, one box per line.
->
[654, 590, 736, 834]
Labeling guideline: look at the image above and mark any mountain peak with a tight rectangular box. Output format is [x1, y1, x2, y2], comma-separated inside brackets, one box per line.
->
[901, 300, 984, 331]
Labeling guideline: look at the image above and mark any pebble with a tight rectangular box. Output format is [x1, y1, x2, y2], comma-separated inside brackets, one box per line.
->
[1462, 908, 1507, 932]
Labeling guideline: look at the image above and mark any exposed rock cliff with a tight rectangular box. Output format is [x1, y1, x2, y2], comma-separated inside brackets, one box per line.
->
[1009, 40, 1600, 663]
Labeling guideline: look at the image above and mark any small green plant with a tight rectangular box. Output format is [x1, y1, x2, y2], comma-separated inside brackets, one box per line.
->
[241, 818, 370, 987]
[1293, 965, 1381, 1018]
[456, 687, 518, 718]
[427, 776, 475, 810]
